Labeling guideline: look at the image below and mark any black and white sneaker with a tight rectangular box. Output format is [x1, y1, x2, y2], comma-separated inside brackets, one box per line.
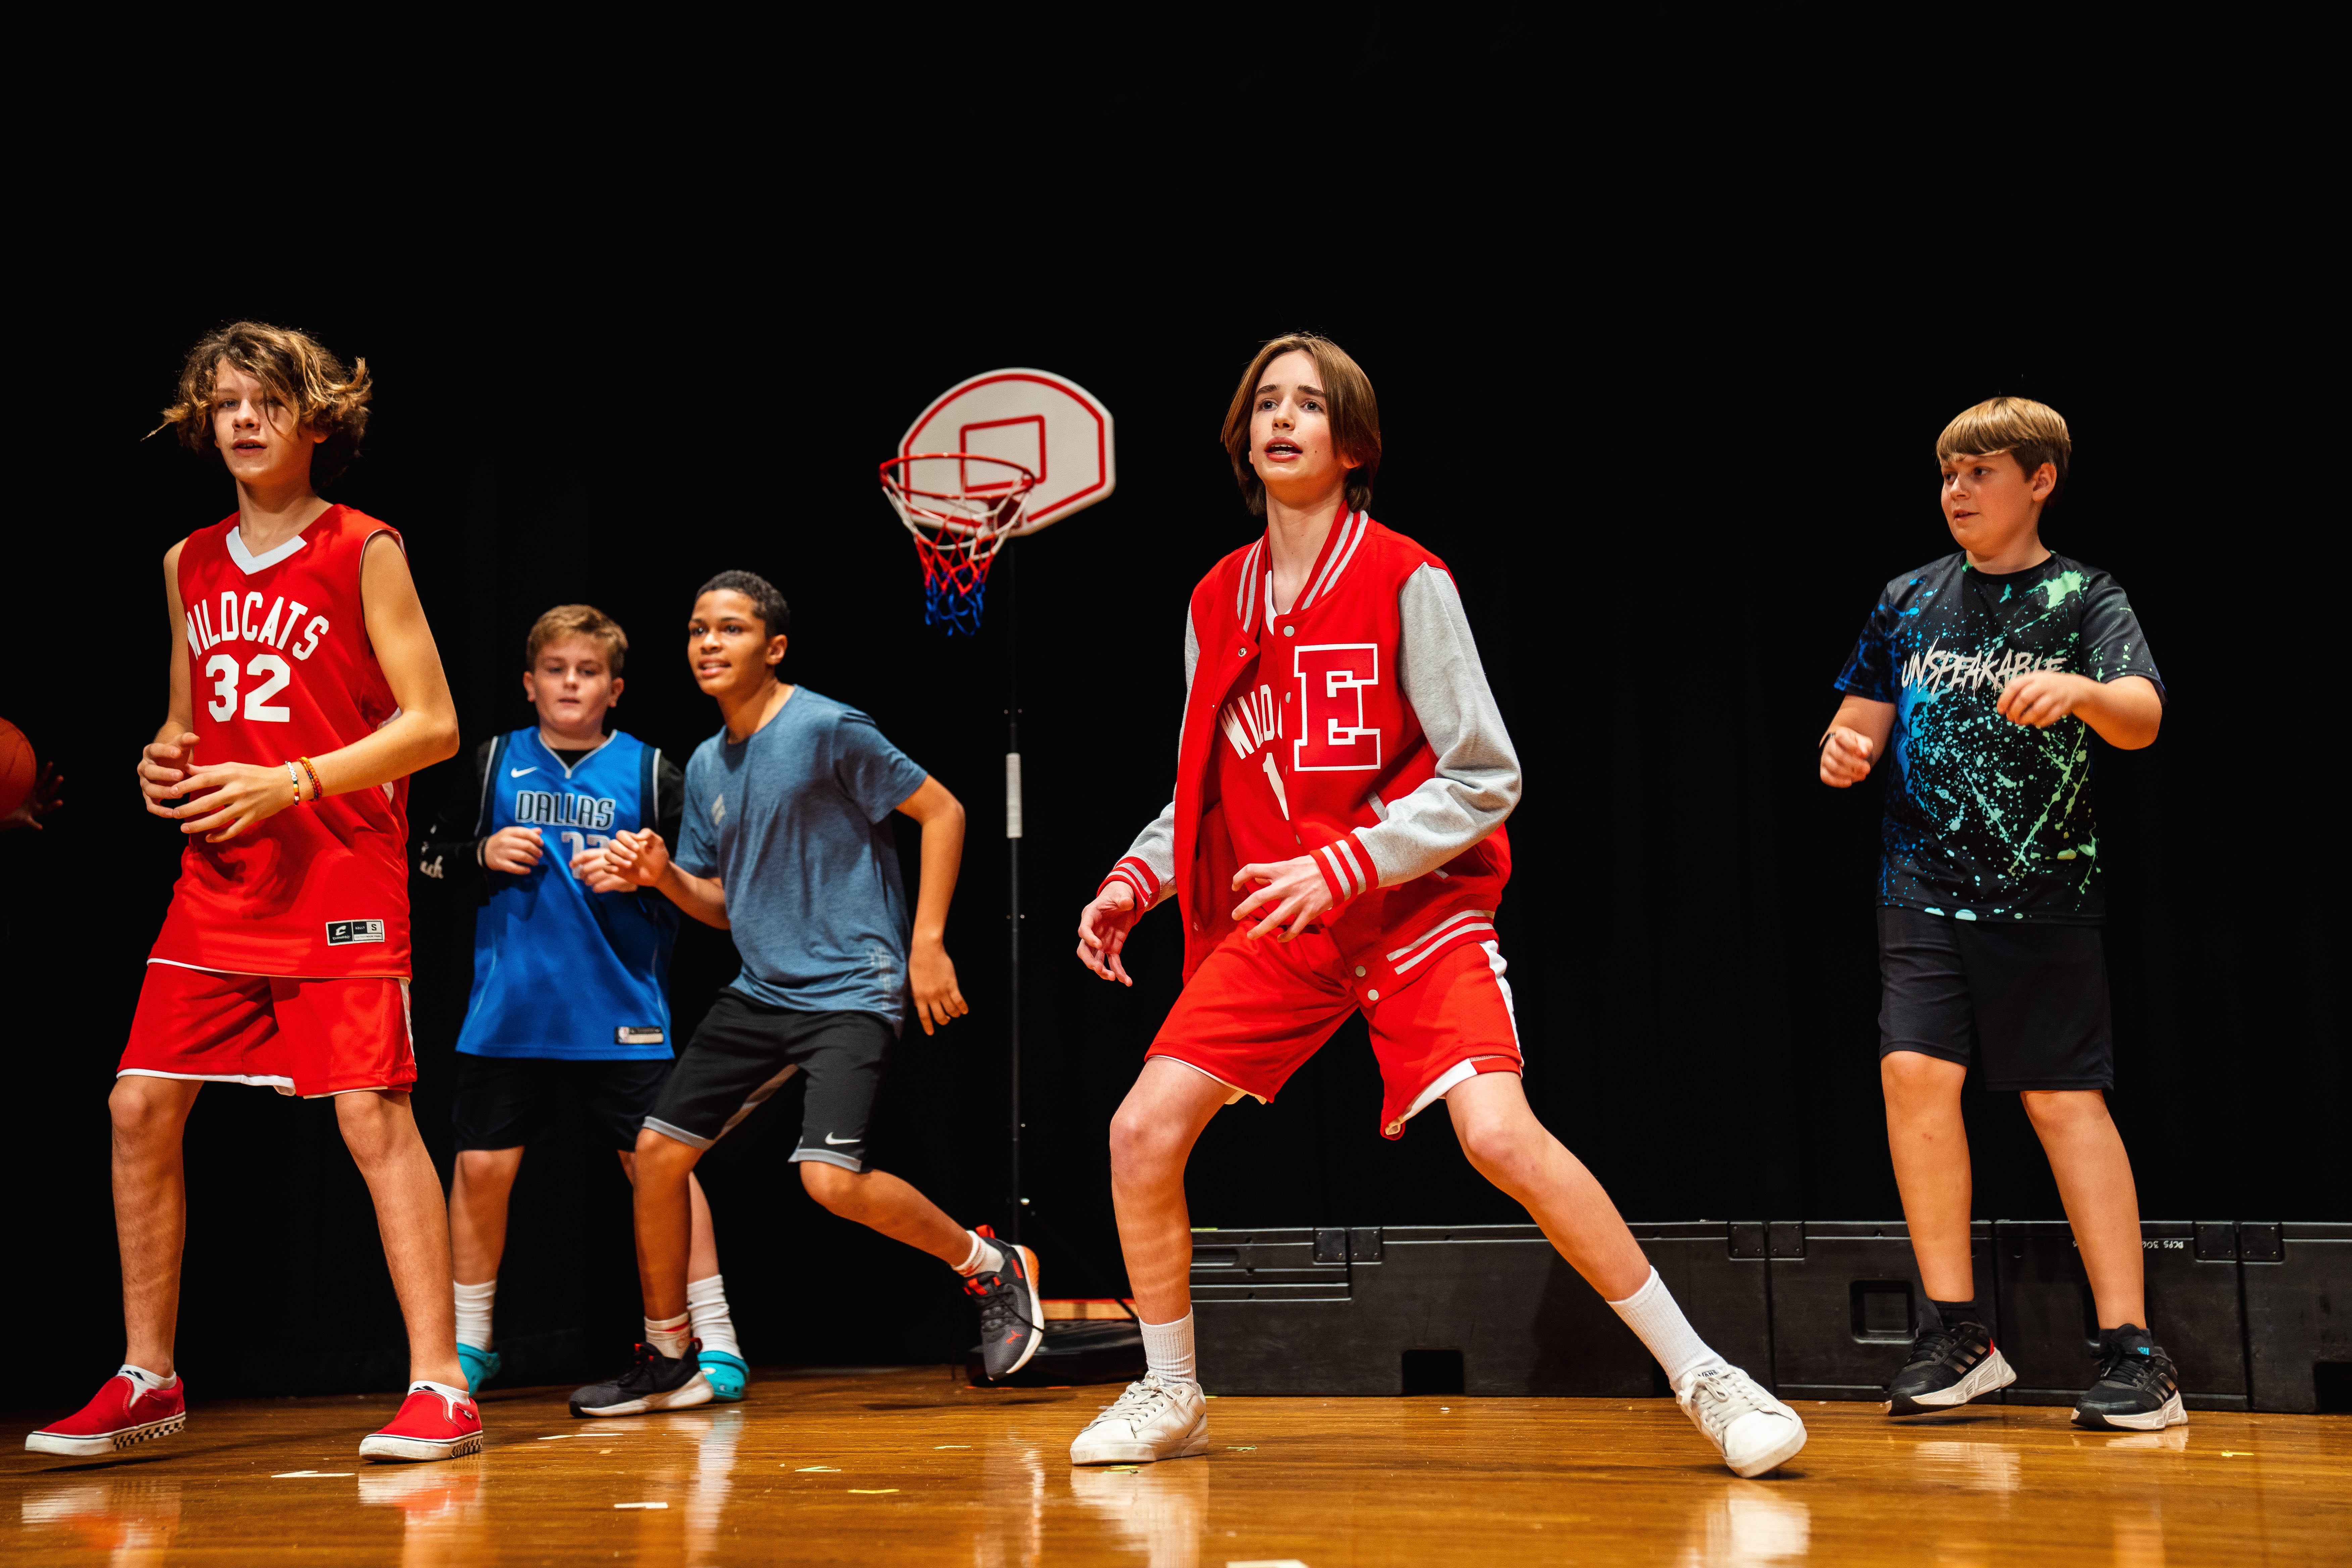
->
[1888, 1317, 2016, 1416]
[2074, 1326, 2186, 1431]
[569, 1342, 714, 1418]
[967, 1227, 1044, 1381]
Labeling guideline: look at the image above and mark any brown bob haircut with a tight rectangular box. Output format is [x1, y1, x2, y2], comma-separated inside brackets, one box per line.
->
[1220, 333, 1381, 517]
[1937, 396, 2072, 506]
[153, 321, 374, 490]
[526, 604, 629, 674]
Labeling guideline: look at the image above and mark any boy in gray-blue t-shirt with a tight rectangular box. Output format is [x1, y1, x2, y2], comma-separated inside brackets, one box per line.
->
[673, 686, 929, 1020]
[570, 571, 1045, 1421]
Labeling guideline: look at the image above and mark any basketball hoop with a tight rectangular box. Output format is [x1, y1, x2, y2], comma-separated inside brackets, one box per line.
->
[878, 453, 1038, 635]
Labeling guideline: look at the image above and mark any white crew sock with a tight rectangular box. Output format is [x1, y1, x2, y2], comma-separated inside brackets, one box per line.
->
[454, 1279, 496, 1351]
[1608, 1267, 1727, 1394]
[954, 1230, 1005, 1278]
[645, 1310, 693, 1361]
[408, 1379, 472, 1403]
[687, 1274, 740, 1360]
[119, 1364, 177, 1392]
[1139, 1312, 1197, 1386]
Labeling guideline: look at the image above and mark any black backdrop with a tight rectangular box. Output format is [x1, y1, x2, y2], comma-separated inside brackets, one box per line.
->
[2, 247, 2337, 1406]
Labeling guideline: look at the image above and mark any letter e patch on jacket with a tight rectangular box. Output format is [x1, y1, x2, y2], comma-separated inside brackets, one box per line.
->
[1292, 644, 1381, 772]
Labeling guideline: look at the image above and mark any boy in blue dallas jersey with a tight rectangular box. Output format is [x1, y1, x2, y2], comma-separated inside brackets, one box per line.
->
[413, 605, 745, 1400]
[1821, 398, 2178, 1434]
[567, 571, 1045, 1421]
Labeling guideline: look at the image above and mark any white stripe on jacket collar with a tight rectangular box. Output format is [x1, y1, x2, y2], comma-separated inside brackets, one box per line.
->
[1242, 509, 1370, 630]
[1297, 509, 1368, 611]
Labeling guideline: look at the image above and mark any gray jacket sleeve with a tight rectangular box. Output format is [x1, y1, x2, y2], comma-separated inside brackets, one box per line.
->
[1107, 609, 1194, 904]
[1356, 564, 1522, 885]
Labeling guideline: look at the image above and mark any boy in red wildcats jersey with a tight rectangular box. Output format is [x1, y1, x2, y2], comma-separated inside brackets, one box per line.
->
[25, 323, 481, 1465]
[1067, 335, 1807, 1478]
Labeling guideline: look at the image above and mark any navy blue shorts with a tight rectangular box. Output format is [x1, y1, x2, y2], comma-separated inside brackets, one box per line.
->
[1876, 906, 2115, 1092]
[450, 1055, 671, 1151]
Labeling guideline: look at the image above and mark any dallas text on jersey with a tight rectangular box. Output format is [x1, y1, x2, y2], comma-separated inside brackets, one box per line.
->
[510, 791, 620, 831]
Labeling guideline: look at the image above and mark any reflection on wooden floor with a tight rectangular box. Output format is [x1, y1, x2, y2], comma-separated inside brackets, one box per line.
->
[6, 1367, 2348, 1565]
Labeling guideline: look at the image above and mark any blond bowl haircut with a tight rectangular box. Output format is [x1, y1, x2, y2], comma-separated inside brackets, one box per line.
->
[152, 321, 374, 489]
[526, 604, 629, 675]
[1220, 333, 1382, 517]
[1937, 396, 2072, 504]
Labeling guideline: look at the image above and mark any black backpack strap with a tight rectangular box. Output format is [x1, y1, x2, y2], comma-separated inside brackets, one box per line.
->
[639, 740, 662, 834]
[476, 733, 511, 839]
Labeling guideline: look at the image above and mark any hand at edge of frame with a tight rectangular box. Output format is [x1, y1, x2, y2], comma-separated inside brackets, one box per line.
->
[1, 761, 63, 832]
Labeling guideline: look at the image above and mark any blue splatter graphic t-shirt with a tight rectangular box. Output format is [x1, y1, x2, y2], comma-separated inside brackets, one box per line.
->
[1835, 551, 2163, 925]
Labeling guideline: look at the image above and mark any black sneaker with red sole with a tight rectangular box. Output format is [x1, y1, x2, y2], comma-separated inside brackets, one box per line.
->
[967, 1227, 1043, 1381]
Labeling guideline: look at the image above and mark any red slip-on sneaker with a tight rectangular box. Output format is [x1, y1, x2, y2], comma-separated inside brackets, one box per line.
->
[358, 1384, 484, 1462]
[26, 1371, 188, 1457]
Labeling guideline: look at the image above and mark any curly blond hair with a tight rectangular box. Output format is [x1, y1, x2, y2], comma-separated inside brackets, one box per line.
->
[152, 321, 373, 489]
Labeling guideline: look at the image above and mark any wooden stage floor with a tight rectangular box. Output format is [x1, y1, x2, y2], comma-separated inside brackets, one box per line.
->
[6, 1367, 2347, 1566]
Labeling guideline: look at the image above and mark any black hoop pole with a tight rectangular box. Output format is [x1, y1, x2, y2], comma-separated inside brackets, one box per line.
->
[1003, 542, 1024, 1245]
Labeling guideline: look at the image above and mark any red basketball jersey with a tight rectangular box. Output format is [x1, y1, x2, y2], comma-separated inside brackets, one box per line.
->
[147, 506, 412, 979]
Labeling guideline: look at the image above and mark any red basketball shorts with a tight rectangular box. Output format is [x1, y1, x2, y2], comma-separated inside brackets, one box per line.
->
[1148, 928, 1522, 1139]
[121, 962, 417, 1099]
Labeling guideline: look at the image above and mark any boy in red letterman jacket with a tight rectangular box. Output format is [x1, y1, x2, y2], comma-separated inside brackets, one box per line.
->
[1066, 335, 1807, 1479]
[25, 324, 481, 1465]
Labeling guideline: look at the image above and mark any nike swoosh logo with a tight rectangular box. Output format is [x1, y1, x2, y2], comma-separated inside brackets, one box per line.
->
[510, 767, 538, 778]
[824, 1132, 858, 1145]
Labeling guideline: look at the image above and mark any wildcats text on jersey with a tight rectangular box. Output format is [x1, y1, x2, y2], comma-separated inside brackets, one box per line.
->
[185, 590, 331, 662]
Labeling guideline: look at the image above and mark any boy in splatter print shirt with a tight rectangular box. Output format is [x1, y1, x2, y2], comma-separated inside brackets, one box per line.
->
[1820, 397, 2182, 1435]
[1837, 519, 2160, 921]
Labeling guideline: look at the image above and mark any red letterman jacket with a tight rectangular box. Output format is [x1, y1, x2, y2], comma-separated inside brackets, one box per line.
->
[1101, 511, 1511, 1005]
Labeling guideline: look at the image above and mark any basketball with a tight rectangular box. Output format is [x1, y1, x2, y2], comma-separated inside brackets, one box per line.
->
[0, 717, 35, 820]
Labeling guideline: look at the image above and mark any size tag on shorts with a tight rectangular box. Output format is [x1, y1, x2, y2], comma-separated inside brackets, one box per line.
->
[325, 919, 387, 946]
[616, 1027, 666, 1045]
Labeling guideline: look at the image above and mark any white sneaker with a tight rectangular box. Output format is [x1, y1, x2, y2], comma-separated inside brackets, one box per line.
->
[1069, 1374, 1210, 1465]
[1677, 1364, 1807, 1478]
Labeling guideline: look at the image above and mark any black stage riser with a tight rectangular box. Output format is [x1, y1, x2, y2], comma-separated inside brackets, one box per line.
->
[1191, 1221, 2352, 1414]
[2243, 1223, 2352, 1414]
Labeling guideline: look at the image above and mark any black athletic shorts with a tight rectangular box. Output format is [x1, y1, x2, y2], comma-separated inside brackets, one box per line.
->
[640, 990, 896, 1172]
[1876, 906, 2115, 1091]
[450, 1055, 673, 1151]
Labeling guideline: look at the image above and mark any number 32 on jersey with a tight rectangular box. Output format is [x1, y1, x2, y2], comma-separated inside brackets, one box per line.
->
[186, 589, 330, 724]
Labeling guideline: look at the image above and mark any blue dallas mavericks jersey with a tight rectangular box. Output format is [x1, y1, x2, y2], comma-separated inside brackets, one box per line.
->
[456, 729, 679, 1059]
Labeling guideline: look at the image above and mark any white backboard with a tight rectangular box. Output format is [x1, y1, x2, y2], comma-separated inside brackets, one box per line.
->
[896, 368, 1115, 535]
